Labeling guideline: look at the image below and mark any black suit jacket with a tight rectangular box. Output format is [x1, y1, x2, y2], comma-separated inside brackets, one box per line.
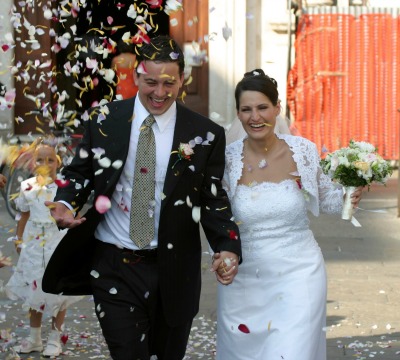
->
[42, 97, 241, 326]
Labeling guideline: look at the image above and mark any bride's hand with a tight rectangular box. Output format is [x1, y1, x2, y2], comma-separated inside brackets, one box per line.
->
[350, 186, 364, 208]
[211, 251, 238, 285]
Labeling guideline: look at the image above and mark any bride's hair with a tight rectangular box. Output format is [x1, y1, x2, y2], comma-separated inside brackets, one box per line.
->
[227, 69, 290, 144]
[235, 69, 279, 110]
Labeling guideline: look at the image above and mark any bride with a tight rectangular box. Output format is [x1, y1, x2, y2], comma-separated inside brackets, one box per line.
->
[215, 69, 363, 359]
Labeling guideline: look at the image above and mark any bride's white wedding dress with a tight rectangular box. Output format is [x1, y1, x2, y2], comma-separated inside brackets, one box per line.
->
[217, 134, 343, 360]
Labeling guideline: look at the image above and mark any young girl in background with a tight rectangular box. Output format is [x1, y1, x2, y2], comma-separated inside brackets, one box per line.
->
[5, 139, 82, 357]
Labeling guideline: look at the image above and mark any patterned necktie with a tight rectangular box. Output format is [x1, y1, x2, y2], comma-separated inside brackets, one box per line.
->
[129, 115, 156, 249]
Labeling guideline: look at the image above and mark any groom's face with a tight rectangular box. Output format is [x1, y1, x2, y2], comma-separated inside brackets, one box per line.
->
[134, 60, 184, 116]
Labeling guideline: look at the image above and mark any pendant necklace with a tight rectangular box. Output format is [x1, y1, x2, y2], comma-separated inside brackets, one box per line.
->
[246, 140, 277, 172]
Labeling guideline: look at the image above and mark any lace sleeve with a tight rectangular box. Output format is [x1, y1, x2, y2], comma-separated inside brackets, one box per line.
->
[224, 140, 244, 200]
[283, 134, 343, 216]
[317, 166, 343, 214]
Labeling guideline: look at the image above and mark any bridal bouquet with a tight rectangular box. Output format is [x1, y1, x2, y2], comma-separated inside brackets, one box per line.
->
[320, 140, 393, 220]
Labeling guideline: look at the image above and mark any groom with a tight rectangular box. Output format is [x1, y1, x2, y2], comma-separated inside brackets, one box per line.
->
[43, 35, 241, 359]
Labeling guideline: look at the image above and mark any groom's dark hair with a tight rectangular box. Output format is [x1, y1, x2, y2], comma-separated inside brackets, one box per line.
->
[235, 69, 279, 110]
[135, 35, 185, 76]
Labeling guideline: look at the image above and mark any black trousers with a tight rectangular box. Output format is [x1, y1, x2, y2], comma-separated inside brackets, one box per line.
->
[90, 241, 193, 360]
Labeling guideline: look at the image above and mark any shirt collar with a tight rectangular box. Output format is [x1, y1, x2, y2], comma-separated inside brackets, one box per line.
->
[134, 95, 176, 133]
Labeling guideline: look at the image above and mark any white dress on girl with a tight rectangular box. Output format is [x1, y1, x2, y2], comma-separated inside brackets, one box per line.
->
[5, 177, 82, 316]
[216, 134, 343, 360]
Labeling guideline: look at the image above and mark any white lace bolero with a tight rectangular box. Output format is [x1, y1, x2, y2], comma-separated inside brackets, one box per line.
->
[224, 134, 343, 216]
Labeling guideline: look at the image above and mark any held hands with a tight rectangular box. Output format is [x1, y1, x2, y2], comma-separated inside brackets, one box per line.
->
[45, 201, 86, 229]
[211, 251, 239, 286]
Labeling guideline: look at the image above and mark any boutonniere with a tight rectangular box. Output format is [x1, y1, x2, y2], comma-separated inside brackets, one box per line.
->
[171, 143, 194, 169]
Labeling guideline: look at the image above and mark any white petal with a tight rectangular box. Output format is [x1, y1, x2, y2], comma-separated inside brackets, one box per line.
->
[211, 183, 217, 196]
[98, 157, 111, 168]
[112, 160, 123, 169]
[207, 132, 215, 141]
[90, 270, 99, 278]
[192, 206, 201, 223]
[174, 200, 184, 206]
[186, 196, 192, 208]
[109, 287, 117, 295]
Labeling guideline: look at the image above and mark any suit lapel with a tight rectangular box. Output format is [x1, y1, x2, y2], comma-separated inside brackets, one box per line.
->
[161, 105, 195, 212]
[101, 98, 135, 196]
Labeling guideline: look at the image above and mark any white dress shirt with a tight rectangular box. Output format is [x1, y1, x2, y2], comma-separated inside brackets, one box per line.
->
[95, 96, 176, 249]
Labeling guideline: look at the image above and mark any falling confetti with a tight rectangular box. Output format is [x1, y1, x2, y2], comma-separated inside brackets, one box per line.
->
[95, 195, 112, 214]
[238, 324, 250, 334]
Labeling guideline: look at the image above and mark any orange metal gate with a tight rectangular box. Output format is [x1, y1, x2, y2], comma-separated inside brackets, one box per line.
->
[287, 8, 400, 159]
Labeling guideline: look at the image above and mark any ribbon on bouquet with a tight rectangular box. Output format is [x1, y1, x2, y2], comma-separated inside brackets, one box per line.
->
[349, 207, 389, 227]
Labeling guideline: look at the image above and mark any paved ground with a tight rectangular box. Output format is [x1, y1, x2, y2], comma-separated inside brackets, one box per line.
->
[0, 171, 398, 359]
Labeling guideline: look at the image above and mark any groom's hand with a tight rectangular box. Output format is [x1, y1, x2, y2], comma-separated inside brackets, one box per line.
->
[211, 251, 238, 285]
[45, 201, 86, 229]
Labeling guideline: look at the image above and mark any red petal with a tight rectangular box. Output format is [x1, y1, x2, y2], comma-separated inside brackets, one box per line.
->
[55, 179, 70, 188]
[61, 334, 69, 345]
[140, 167, 149, 174]
[229, 230, 238, 240]
[1, 44, 9, 52]
[238, 324, 250, 333]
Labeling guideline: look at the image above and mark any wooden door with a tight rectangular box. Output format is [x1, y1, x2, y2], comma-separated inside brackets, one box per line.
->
[170, 0, 209, 117]
[13, 2, 53, 135]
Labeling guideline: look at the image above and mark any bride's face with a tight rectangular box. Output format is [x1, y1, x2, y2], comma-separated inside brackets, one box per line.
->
[237, 90, 280, 139]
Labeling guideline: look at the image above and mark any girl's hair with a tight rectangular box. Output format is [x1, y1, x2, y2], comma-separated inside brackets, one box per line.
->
[8, 136, 61, 172]
[33, 137, 62, 167]
[234, 69, 279, 110]
[135, 35, 185, 76]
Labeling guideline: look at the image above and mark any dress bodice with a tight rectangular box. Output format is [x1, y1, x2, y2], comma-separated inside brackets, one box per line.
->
[232, 179, 316, 258]
[232, 180, 309, 235]
[225, 134, 343, 217]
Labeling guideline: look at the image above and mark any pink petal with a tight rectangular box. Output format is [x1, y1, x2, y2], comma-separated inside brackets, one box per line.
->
[95, 195, 112, 214]
[136, 62, 148, 74]
[5, 89, 16, 103]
